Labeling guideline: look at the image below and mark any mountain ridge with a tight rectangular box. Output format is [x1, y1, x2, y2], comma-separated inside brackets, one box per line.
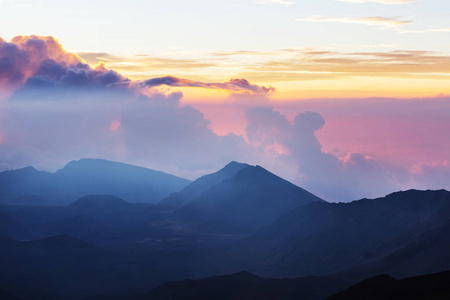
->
[174, 163, 323, 233]
[160, 161, 249, 208]
[0, 158, 191, 205]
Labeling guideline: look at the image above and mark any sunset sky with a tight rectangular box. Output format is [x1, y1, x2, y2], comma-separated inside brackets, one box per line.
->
[0, 0, 449, 201]
[3, 0, 450, 99]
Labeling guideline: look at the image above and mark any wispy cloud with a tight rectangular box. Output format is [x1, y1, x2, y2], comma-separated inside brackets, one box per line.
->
[254, 0, 296, 5]
[298, 15, 450, 35]
[243, 49, 450, 82]
[398, 27, 450, 33]
[336, 0, 415, 4]
[77, 52, 217, 71]
[140, 76, 275, 94]
[298, 16, 412, 28]
[78, 45, 450, 85]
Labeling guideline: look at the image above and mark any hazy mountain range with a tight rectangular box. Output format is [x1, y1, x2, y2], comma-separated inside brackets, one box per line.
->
[1, 159, 449, 299]
[0, 158, 190, 205]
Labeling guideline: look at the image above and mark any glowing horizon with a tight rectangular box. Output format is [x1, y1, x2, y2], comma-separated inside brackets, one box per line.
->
[2, 0, 450, 101]
[1, 0, 450, 201]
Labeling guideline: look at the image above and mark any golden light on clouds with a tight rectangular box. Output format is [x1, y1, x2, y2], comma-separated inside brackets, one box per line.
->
[298, 16, 412, 28]
[77, 47, 450, 101]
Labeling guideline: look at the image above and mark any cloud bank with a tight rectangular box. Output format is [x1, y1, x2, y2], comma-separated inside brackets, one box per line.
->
[0, 35, 129, 94]
[0, 35, 449, 202]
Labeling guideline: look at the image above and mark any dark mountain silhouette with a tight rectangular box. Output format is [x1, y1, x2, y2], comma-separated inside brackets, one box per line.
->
[161, 161, 249, 208]
[344, 216, 450, 280]
[1, 158, 450, 300]
[175, 164, 323, 233]
[0, 159, 190, 205]
[0, 235, 179, 298]
[0, 290, 18, 300]
[0, 214, 25, 239]
[142, 271, 354, 300]
[0, 199, 182, 246]
[68, 195, 131, 216]
[87, 271, 354, 300]
[219, 189, 450, 277]
[1, 193, 223, 247]
[326, 270, 450, 300]
[20, 233, 98, 254]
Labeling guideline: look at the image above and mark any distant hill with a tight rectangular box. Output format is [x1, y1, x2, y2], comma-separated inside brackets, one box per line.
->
[0, 235, 176, 298]
[142, 271, 353, 300]
[326, 270, 450, 300]
[26, 233, 97, 253]
[0, 214, 25, 239]
[219, 189, 450, 278]
[0, 159, 191, 205]
[344, 216, 450, 279]
[0, 167, 52, 204]
[0, 290, 19, 300]
[68, 195, 131, 215]
[85, 271, 353, 300]
[2, 188, 450, 300]
[175, 163, 323, 233]
[161, 161, 249, 208]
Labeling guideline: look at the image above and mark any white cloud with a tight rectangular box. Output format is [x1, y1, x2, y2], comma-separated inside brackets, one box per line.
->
[298, 16, 412, 28]
[398, 27, 450, 33]
[336, 0, 415, 4]
[254, 0, 296, 5]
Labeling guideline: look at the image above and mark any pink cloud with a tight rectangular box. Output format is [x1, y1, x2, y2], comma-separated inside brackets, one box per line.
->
[0, 35, 130, 94]
[141, 76, 275, 94]
[0, 35, 449, 201]
[109, 120, 121, 132]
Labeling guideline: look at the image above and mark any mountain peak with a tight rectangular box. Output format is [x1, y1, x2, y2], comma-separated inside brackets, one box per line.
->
[229, 164, 293, 186]
[226, 271, 262, 282]
[176, 163, 323, 233]
[160, 161, 250, 208]
[219, 161, 250, 176]
[223, 161, 249, 168]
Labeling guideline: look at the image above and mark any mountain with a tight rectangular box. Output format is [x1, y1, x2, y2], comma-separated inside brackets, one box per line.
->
[2, 188, 450, 299]
[87, 271, 354, 300]
[0, 159, 191, 205]
[0, 234, 102, 298]
[175, 164, 323, 233]
[160, 161, 249, 208]
[0, 235, 176, 298]
[326, 270, 450, 300]
[344, 216, 450, 279]
[0, 214, 25, 239]
[68, 195, 131, 216]
[142, 271, 353, 300]
[219, 189, 450, 277]
[0, 167, 53, 204]
[0, 290, 19, 300]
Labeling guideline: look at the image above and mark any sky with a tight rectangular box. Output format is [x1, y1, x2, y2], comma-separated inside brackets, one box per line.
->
[0, 0, 449, 201]
[2, 0, 450, 99]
